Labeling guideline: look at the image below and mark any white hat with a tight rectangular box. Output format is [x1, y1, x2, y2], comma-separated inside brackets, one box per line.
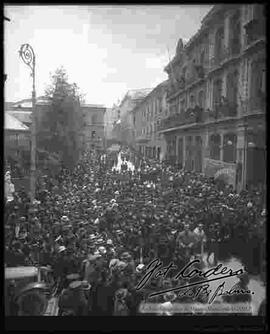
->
[247, 201, 253, 208]
[107, 239, 113, 245]
[136, 263, 145, 273]
[261, 209, 266, 216]
[58, 246, 66, 253]
[109, 258, 120, 268]
[55, 235, 62, 242]
[98, 246, 106, 254]
[93, 250, 101, 256]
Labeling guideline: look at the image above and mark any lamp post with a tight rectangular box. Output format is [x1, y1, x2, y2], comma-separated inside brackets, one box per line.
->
[19, 44, 36, 204]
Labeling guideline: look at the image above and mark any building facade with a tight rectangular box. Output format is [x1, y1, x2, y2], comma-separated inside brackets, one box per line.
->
[113, 89, 152, 146]
[133, 81, 169, 161]
[162, 4, 265, 191]
[80, 104, 106, 151]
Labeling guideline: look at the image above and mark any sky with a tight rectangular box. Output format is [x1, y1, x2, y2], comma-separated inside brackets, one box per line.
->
[4, 5, 213, 108]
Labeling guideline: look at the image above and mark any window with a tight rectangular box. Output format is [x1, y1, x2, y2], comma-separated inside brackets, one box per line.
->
[226, 70, 238, 105]
[250, 59, 265, 98]
[200, 50, 205, 65]
[190, 95, 195, 108]
[210, 134, 221, 160]
[182, 66, 187, 78]
[230, 13, 241, 54]
[213, 79, 223, 107]
[180, 99, 186, 113]
[198, 90, 205, 109]
[215, 27, 224, 60]
[223, 133, 237, 163]
[92, 114, 97, 124]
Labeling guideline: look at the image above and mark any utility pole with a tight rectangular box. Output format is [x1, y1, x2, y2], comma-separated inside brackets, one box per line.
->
[19, 44, 36, 204]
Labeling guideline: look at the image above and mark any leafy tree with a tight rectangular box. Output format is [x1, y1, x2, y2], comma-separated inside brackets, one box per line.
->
[37, 67, 84, 170]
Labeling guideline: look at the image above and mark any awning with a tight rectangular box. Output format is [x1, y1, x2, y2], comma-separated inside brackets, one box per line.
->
[5, 113, 29, 131]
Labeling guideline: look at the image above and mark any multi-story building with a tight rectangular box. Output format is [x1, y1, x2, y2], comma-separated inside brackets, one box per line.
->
[80, 104, 106, 151]
[104, 106, 120, 146]
[114, 88, 152, 146]
[161, 4, 265, 191]
[133, 80, 169, 161]
[4, 112, 30, 175]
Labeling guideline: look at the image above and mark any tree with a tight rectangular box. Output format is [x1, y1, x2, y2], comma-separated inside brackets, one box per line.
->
[38, 67, 85, 170]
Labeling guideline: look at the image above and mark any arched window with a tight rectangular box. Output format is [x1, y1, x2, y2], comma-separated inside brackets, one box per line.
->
[213, 79, 223, 107]
[190, 94, 195, 108]
[223, 133, 237, 163]
[210, 134, 221, 160]
[200, 50, 205, 65]
[250, 59, 265, 99]
[180, 99, 186, 113]
[215, 27, 224, 61]
[229, 11, 241, 55]
[226, 71, 239, 116]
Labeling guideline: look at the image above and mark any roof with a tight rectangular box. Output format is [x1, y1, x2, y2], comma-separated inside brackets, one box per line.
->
[12, 96, 52, 108]
[5, 267, 38, 280]
[131, 80, 168, 113]
[81, 104, 106, 109]
[126, 88, 152, 101]
[5, 113, 29, 131]
[7, 110, 32, 124]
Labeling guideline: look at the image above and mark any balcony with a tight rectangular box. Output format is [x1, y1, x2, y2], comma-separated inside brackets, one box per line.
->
[209, 48, 227, 70]
[158, 106, 204, 131]
[228, 39, 241, 57]
[209, 43, 241, 72]
[185, 65, 205, 87]
[240, 95, 266, 116]
[244, 18, 265, 48]
[205, 100, 238, 122]
[166, 77, 185, 98]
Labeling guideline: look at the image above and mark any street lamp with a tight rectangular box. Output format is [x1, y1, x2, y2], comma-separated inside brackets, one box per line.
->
[19, 44, 36, 204]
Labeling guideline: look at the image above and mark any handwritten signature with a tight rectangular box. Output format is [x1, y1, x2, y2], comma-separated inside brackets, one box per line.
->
[136, 259, 253, 304]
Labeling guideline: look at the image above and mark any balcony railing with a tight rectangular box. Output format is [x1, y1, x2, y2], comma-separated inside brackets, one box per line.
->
[209, 47, 228, 69]
[209, 43, 241, 71]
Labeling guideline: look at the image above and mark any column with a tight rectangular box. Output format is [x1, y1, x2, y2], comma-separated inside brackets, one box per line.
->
[224, 13, 231, 51]
[175, 135, 179, 163]
[182, 136, 186, 169]
[220, 131, 224, 161]
[236, 126, 246, 191]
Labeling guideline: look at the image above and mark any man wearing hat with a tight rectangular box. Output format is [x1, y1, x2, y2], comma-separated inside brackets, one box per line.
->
[175, 223, 197, 263]
[58, 280, 88, 316]
[193, 223, 206, 258]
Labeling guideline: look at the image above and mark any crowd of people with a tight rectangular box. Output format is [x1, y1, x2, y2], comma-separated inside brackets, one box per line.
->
[5, 147, 266, 316]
